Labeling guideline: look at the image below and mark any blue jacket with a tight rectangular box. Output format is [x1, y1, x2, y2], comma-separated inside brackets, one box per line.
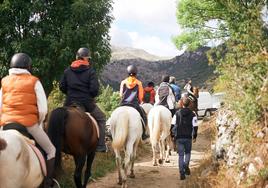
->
[170, 83, 181, 102]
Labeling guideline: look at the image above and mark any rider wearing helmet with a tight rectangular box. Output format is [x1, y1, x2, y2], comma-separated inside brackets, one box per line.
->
[120, 65, 149, 140]
[0, 53, 56, 187]
[59, 47, 106, 152]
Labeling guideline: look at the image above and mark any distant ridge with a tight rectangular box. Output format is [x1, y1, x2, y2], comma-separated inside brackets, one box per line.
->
[111, 46, 171, 61]
[101, 46, 216, 90]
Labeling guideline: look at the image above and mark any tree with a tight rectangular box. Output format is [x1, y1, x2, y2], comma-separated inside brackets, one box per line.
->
[173, 0, 268, 125]
[0, 0, 113, 95]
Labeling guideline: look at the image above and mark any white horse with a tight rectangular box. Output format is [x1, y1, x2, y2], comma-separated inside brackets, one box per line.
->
[140, 103, 153, 115]
[109, 106, 143, 188]
[148, 105, 172, 166]
[0, 129, 43, 188]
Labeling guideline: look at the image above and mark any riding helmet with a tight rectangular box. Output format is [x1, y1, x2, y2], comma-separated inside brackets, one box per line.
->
[127, 65, 138, 76]
[76, 47, 91, 59]
[10, 53, 32, 70]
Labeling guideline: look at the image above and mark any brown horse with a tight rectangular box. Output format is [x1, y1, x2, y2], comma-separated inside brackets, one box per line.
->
[47, 106, 98, 188]
[178, 87, 199, 115]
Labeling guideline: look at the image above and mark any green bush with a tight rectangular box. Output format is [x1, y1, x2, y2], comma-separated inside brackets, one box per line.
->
[96, 85, 121, 117]
[47, 81, 65, 111]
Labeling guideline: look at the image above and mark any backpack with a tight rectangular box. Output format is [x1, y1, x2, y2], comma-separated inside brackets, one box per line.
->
[158, 84, 170, 99]
[144, 90, 151, 103]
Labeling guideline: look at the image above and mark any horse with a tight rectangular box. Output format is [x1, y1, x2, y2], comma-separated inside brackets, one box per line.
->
[178, 86, 199, 115]
[140, 103, 153, 115]
[109, 106, 143, 188]
[0, 129, 44, 188]
[46, 106, 98, 188]
[148, 105, 172, 166]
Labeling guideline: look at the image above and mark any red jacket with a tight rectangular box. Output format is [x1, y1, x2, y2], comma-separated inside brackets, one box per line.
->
[143, 86, 155, 104]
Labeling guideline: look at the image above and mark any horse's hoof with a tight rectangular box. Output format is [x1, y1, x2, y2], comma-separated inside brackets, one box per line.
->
[165, 160, 170, 163]
[158, 159, 163, 164]
[153, 162, 158, 166]
[117, 180, 122, 185]
[122, 181, 127, 188]
[128, 174, 135, 178]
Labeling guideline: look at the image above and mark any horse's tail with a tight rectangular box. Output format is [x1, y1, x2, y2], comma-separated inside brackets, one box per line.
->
[0, 138, 7, 152]
[47, 107, 68, 170]
[111, 110, 129, 150]
[151, 108, 161, 146]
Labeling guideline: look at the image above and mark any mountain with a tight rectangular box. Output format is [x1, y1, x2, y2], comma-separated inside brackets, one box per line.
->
[100, 46, 216, 91]
[111, 46, 170, 61]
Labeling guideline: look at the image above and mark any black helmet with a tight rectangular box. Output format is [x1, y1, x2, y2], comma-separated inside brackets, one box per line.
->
[10, 53, 32, 69]
[76, 47, 91, 59]
[127, 65, 137, 76]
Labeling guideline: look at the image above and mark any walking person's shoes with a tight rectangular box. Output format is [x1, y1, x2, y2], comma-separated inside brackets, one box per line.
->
[185, 166, 191, 175]
[180, 174, 186, 180]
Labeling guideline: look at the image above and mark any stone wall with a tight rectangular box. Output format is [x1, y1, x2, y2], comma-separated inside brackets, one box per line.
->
[212, 109, 268, 185]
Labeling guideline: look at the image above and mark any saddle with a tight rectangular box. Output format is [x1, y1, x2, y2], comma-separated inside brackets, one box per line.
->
[68, 104, 100, 138]
[3, 123, 47, 176]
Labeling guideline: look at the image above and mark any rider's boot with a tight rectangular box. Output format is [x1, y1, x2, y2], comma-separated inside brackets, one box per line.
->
[141, 119, 149, 140]
[44, 158, 55, 188]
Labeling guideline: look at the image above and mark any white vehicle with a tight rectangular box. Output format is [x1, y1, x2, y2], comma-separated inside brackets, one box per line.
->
[197, 91, 225, 118]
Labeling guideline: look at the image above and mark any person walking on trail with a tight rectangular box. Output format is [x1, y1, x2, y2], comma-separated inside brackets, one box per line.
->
[143, 81, 156, 104]
[119, 64, 149, 140]
[59, 47, 106, 152]
[155, 75, 176, 116]
[0, 53, 56, 187]
[169, 76, 181, 102]
[171, 96, 198, 180]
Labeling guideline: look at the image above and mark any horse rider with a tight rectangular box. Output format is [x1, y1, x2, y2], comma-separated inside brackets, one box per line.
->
[183, 79, 198, 111]
[169, 76, 181, 102]
[143, 81, 156, 104]
[0, 53, 56, 187]
[59, 47, 106, 152]
[184, 78, 196, 98]
[155, 75, 176, 116]
[120, 64, 149, 140]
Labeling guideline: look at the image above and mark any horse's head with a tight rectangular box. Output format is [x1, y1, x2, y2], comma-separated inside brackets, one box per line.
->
[193, 87, 199, 98]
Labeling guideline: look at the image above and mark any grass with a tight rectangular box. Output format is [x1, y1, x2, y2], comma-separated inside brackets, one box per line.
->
[57, 142, 151, 188]
[57, 152, 116, 188]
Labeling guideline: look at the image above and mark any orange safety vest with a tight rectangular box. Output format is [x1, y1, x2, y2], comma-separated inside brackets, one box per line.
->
[0, 74, 39, 127]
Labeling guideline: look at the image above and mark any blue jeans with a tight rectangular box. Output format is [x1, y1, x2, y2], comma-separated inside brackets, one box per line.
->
[176, 139, 192, 175]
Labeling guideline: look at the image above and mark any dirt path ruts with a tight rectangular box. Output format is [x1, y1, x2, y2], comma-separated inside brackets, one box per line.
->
[88, 121, 212, 188]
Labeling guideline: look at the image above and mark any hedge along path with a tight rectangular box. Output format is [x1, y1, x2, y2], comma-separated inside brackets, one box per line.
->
[88, 120, 213, 188]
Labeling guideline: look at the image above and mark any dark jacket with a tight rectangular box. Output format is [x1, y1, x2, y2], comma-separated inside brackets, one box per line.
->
[172, 108, 198, 139]
[59, 60, 99, 112]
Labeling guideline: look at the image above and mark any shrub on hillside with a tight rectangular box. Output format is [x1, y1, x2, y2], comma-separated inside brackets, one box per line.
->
[97, 85, 121, 117]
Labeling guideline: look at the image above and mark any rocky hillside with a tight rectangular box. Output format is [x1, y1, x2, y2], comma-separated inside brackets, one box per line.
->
[100, 46, 216, 90]
[111, 46, 168, 61]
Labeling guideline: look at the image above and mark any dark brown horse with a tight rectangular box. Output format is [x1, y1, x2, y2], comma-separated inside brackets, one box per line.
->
[47, 106, 98, 188]
[178, 87, 199, 115]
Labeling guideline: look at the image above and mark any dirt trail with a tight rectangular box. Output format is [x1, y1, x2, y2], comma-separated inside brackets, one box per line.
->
[88, 121, 212, 188]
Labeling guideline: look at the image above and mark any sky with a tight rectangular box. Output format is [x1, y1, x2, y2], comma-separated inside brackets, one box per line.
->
[110, 0, 182, 57]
